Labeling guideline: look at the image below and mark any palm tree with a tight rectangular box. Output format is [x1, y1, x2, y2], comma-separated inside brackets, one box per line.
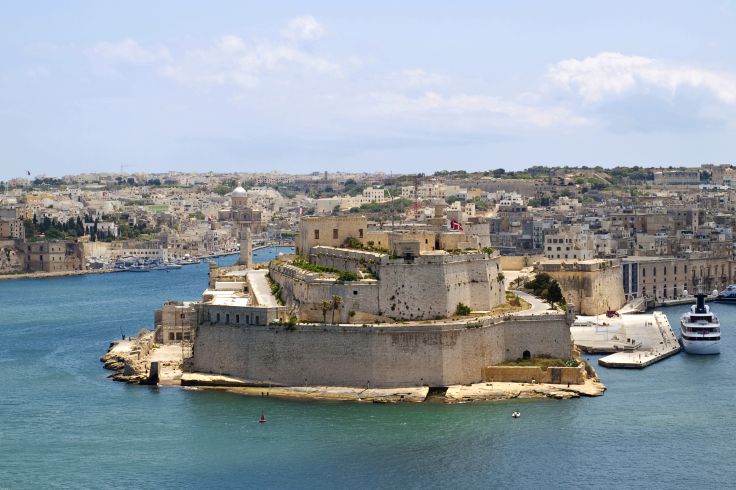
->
[331, 295, 343, 324]
[320, 299, 331, 324]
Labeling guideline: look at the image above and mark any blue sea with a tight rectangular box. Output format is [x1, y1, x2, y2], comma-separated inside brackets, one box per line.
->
[1, 247, 734, 489]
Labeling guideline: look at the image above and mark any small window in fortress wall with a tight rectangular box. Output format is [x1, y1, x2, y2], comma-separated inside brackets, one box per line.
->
[333, 229, 338, 239]
[314, 230, 319, 239]
[359, 229, 364, 238]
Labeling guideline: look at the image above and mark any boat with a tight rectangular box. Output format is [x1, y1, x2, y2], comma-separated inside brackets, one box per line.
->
[512, 411, 521, 418]
[259, 412, 267, 424]
[716, 284, 736, 302]
[680, 290, 721, 355]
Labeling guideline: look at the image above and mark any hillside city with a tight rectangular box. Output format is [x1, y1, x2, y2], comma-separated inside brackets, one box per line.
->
[1, 165, 732, 309]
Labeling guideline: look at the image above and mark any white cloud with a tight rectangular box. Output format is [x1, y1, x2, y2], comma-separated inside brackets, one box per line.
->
[391, 69, 448, 88]
[548, 52, 736, 104]
[88, 39, 171, 64]
[366, 91, 588, 128]
[160, 35, 341, 88]
[281, 15, 325, 42]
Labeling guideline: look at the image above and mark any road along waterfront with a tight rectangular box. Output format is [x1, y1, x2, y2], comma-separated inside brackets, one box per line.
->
[1, 249, 735, 488]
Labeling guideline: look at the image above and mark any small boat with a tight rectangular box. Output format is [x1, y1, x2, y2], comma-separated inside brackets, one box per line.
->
[512, 411, 521, 418]
[259, 412, 267, 424]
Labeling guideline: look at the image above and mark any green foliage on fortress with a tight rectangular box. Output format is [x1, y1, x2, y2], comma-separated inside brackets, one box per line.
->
[524, 273, 564, 304]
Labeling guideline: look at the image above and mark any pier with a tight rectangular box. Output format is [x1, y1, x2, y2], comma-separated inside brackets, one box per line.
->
[571, 311, 681, 369]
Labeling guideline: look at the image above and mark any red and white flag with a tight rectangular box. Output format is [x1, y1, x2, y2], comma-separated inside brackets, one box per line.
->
[450, 220, 463, 231]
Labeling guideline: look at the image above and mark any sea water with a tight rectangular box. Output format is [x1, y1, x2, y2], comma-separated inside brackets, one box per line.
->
[1, 249, 734, 488]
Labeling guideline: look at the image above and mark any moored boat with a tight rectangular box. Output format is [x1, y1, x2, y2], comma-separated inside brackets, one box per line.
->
[680, 291, 720, 355]
[716, 284, 736, 302]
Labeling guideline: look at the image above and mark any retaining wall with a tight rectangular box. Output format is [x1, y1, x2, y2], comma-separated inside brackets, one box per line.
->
[190, 314, 572, 387]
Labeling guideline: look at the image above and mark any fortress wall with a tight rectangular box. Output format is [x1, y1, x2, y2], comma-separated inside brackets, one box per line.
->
[481, 365, 584, 384]
[270, 264, 381, 323]
[190, 314, 571, 388]
[547, 266, 625, 315]
[309, 246, 386, 275]
[271, 253, 505, 322]
[499, 255, 544, 271]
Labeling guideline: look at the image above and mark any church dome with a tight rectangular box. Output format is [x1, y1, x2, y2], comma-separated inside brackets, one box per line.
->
[231, 185, 247, 197]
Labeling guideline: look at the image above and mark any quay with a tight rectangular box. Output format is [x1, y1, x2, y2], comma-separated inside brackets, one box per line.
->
[571, 311, 681, 369]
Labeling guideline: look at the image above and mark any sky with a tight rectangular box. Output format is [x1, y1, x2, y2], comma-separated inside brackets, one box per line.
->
[2, 0, 736, 179]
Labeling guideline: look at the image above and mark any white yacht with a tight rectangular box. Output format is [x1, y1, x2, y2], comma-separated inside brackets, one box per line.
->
[680, 292, 721, 355]
[716, 284, 736, 302]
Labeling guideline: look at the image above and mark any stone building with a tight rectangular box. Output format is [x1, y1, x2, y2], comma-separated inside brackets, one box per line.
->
[621, 256, 734, 301]
[25, 240, 84, 272]
[218, 185, 262, 268]
[278, 215, 505, 323]
[155, 301, 197, 343]
[540, 259, 625, 315]
[0, 218, 25, 240]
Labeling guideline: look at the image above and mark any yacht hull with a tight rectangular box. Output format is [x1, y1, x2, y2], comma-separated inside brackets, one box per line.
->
[681, 338, 720, 355]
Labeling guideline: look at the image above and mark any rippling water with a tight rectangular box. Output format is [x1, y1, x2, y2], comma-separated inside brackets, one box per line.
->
[1, 252, 734, 489]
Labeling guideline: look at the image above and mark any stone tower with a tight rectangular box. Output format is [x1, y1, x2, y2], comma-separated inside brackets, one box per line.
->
[225, 185, 261, 269]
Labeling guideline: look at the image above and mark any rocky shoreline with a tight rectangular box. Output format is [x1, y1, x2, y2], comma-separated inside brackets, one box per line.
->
[101, 336, 605, 403]
[0, 268, 120, 281]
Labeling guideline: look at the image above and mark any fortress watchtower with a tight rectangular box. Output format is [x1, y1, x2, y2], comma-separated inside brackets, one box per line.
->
[219, 185, 262, 268]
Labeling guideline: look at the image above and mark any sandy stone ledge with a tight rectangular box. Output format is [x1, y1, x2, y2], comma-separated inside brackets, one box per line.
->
[444, 378, 606, 403]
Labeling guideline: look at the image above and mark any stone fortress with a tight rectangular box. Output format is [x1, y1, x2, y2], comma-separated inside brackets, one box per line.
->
[151, 196, 575, 389]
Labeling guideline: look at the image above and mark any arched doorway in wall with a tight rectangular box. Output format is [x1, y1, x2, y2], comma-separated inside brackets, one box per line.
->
[522, 350, 531, 360]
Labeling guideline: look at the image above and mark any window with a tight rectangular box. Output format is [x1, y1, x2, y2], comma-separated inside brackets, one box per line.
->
[169, 332, 175, 340]
[216, 313, 220, 323]
[246, 315, 250, 324]
[226, 314, 230, 323]
[255, 315, 260, 325]
[236, 314, 240, 323]
[643, 268, 646, 277]
[333, 229, 338, 239]
[180, 313, 185, 319]
[314, 230, 319, 239]
[353, 290, 358, 295]
[359, 229, 364, 238]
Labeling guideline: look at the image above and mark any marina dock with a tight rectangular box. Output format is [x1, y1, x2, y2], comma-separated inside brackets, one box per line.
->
[572, 311, 681, 369]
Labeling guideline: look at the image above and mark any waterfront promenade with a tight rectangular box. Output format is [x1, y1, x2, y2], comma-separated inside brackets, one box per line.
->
[572, 311, 681, 368]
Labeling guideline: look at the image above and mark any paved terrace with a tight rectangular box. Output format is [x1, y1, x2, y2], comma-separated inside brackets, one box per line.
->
[572, 311, 681, 368]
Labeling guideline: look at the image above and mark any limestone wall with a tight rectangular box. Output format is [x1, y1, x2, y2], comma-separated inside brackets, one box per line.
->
[190, 314, 572, 388]
[271, 252, 506, 322]
[0, 240, 23, 274]
[481, 365, 584, 384]
[500, 255, 544, 271]
[544, 262, 626, 315]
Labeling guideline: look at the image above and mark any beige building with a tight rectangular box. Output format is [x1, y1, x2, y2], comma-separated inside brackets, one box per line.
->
[0, 219, 25, 240]
[621, 256, 734, 301]
[25, 241, 84, 272]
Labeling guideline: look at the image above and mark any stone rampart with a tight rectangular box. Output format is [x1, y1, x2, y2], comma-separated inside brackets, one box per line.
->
[271, 251, 505, 322]
[481, 365, 584, 384]
[542, 261, 626, 315]
[189, 314, 572, 388]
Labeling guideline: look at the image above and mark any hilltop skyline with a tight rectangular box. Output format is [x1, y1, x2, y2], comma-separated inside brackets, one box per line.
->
[2, 1, 736, 179]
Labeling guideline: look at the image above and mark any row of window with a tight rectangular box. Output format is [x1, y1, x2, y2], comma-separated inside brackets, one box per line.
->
[314, 229, 365, 240]
[209, 311, 261, 326]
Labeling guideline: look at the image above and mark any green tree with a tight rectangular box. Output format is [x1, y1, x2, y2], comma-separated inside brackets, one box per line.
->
[331, 295, 343, 324]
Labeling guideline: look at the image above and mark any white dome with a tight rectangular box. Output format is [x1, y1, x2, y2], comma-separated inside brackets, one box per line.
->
[231, 186, 247, 197]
